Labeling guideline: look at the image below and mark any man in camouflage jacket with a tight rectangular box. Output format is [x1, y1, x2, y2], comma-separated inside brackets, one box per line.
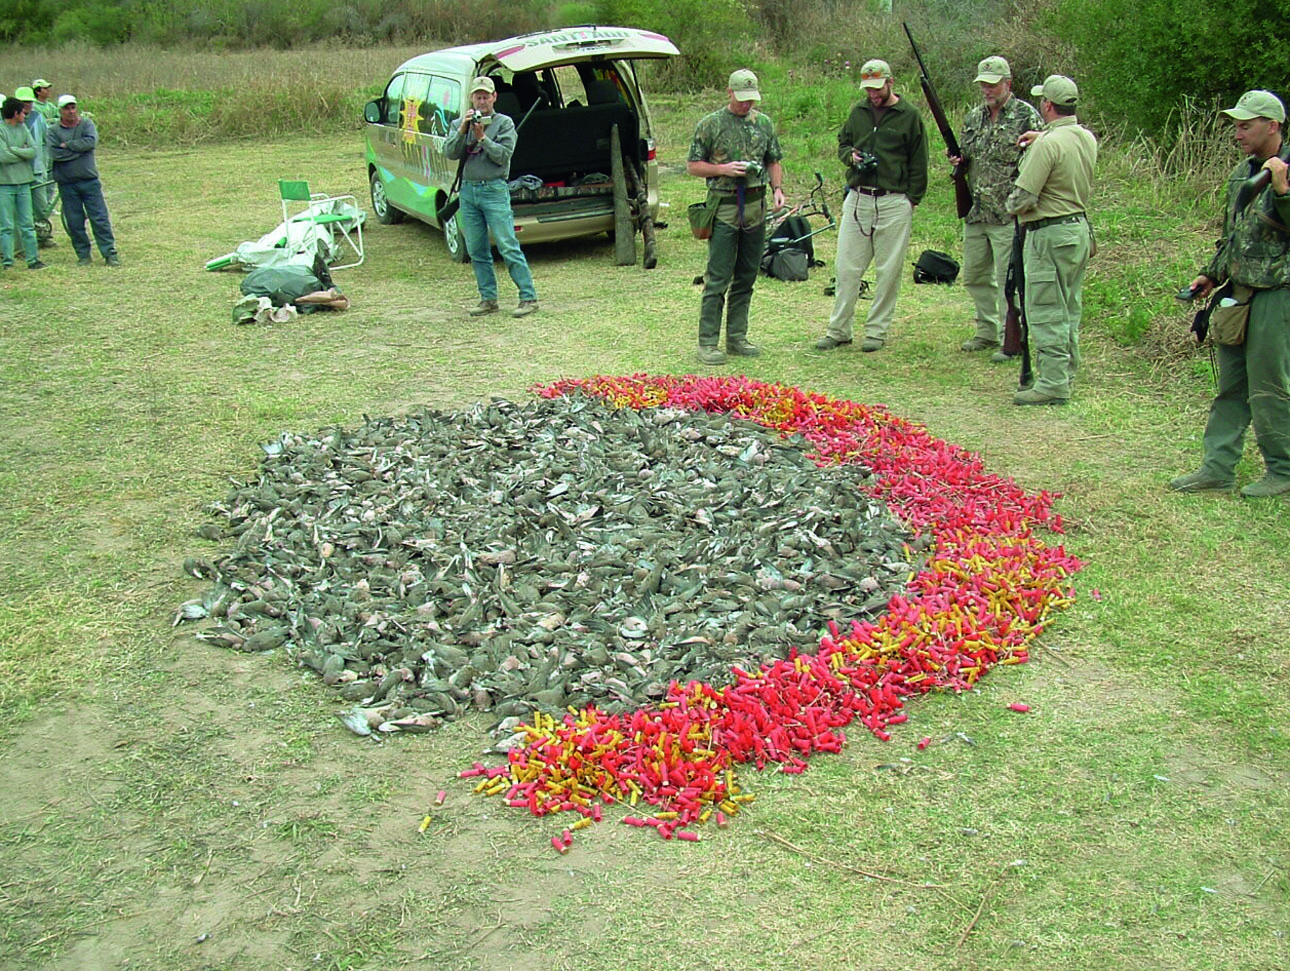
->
[687, 69, 786, 365]
[1173, 90, 1290, 498]
[955, 57, 1041, 357]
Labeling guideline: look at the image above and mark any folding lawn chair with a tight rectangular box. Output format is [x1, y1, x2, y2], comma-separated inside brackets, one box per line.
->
[277, 179, 365, 270]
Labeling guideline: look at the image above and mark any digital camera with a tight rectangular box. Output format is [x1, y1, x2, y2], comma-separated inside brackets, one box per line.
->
[852, 151, 879, 175]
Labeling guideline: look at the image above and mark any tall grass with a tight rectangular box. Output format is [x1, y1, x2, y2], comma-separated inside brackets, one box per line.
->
[3, 43, 430, 144]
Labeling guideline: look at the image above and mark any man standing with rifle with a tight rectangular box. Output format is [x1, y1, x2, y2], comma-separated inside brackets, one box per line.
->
[814, 58, 927, 353]
[1170, 90, 1290, 498]
[952, 57, 1041, 358]
[1004, 75, 1096, 406]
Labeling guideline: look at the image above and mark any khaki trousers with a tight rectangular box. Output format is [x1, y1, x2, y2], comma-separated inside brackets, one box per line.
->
[825, 190, 913, 342]
[962, 220, 1016, 342]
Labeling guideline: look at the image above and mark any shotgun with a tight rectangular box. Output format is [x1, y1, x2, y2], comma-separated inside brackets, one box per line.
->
[903, 22, 973, 219]
[1233, 143, 1290, 215]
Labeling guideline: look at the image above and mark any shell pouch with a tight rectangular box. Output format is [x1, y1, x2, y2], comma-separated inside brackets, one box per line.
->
[688, 196, 719, 240]
[1210, 283, 1253, 345]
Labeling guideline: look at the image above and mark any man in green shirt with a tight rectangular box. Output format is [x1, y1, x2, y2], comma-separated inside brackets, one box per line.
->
[687, 69, 786, 365]
[1005, 75, 1097, 405]
[815, 59, 928, 353]
[1171, 90, 1290, 498]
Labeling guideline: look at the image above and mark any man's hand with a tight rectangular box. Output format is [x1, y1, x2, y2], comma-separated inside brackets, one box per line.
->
[1017, 130, 1041, 149]
[1188, 274, 1216, 301]
[1264, 155, 1290, 195]
[725, 160, 749, 177]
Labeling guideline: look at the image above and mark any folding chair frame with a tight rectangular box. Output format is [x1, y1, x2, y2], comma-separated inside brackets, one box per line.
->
[278, 179, 365, 270]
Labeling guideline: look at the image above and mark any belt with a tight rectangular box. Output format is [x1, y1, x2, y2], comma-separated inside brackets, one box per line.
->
[1027, 213, 1086, 231]
[855, 186, 888, 197]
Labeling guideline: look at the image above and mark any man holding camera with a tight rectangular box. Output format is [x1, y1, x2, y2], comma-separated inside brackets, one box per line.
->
[443, 76, 538, 318]
[1004, 75, 1096, 405]
[687, 68, 786, 365]
[1170, 90, 1290, 498]
[815, 59, 928, 353]
[954, 57, 1041, 357]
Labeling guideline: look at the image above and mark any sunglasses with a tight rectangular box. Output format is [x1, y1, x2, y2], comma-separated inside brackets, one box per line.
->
[860, 69, 887, 81]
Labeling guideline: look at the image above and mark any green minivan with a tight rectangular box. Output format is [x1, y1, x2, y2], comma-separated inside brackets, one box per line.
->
[362, 25, 679, 261]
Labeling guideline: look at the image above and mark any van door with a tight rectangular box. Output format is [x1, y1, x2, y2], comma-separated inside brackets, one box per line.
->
[424, 74, 464, 220]
[388, 72, 431, 216]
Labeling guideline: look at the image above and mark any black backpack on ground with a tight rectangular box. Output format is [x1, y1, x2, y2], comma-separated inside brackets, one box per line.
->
[762, 214, 820, 282]
[912, 249, 959, 284]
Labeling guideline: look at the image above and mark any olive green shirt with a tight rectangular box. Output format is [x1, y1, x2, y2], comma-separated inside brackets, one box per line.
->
[1012, 116, 1097, 223]
[836, 97, 928, 204]
[1204, 148, 1290, 289]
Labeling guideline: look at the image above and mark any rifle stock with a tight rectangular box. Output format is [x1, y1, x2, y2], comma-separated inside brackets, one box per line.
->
[904, 22, 973, 219]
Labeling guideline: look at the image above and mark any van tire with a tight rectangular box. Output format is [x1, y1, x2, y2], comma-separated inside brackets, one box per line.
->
[444, 215, 470, 263]
[370, 171, 405, 225]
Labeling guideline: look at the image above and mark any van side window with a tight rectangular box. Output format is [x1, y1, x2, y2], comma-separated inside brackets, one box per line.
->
[382, 74, 406, 126]
[425, 76, 462, 137]
[401, 73, 431, 133]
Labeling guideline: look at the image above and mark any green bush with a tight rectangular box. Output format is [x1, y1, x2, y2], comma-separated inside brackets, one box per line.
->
[1050, 0, 1290, 138]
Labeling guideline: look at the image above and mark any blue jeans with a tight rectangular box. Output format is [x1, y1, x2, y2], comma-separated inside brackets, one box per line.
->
[457, 179, 536, 302]
[0, 183, 38, 266]
[57, 177, 117, 260]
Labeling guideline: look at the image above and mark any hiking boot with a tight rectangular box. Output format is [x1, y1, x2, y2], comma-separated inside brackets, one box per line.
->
[861, 337, 885, 353]
[1168, 470, 1234, 493]
[105, 254, 121, 267]
[27, 260, 47, 270]
[77, 256, 93, 267]
[726, 339, 761, 357]
[469, 300, 499, 317]
[991, 350, 1018, 363]
[814, 335, 852, 350]
[512, 300, 539, 318]
[1013, 388, 1068, 406]
[961, 336, 1000, 352]
[697, 345, 727, 365]
[1239, 474, 1290, 498]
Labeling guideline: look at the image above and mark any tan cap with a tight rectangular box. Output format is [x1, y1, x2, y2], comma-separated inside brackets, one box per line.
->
[1031, 75, 1078, 107]
[1221, 90, 1286, 123]
[975, 57, 1011, 83]
[728, 69, 760, 102]
[859, 59, 893, 89]
[469, 76, 495, 95]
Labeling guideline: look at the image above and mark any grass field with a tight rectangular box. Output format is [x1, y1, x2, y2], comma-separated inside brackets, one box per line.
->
[1, 94, 1287, 970]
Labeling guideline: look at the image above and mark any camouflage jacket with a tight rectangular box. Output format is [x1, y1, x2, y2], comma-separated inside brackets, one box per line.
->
[688, 106, 783, 193]
[961, 96, 1041, 224]
[1204, 151, 1290, 290]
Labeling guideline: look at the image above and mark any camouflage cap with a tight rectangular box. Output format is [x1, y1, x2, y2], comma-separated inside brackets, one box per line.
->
[859, 59, 893, 90]
[728, 69, 761, 102]
[1031, 75, 1078, 107]
[469, 76, 495, 95]
[974, 57, 1011, 83]
[1222, 90, 1286, 123]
